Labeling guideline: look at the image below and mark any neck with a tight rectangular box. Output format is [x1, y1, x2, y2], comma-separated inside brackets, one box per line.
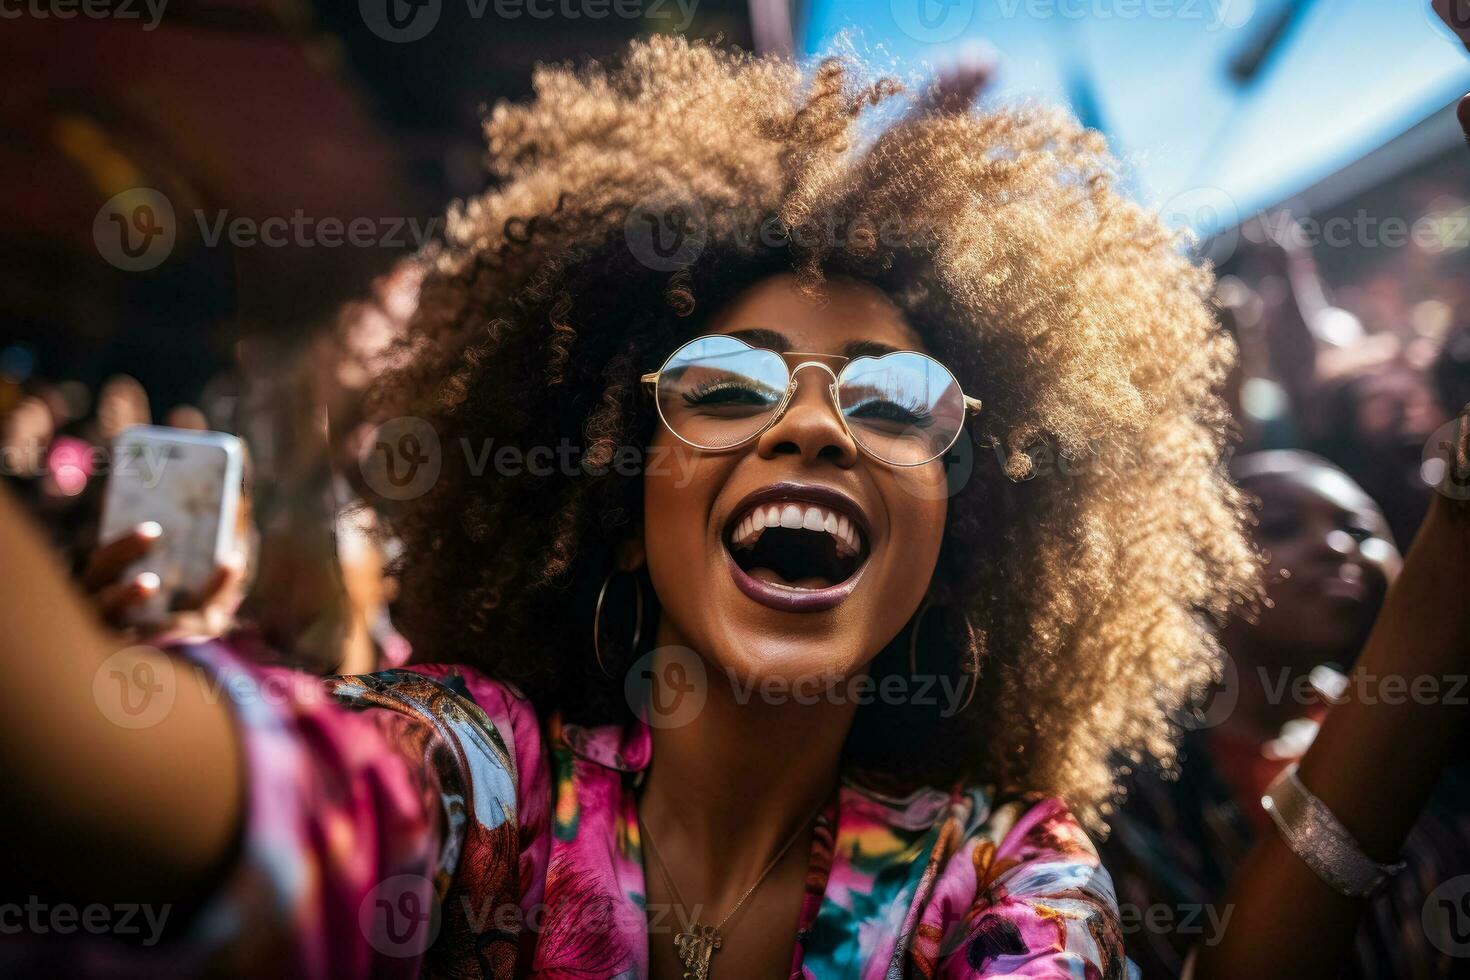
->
[1221, 638, 1323, 741]
[637, 630, 853, 903]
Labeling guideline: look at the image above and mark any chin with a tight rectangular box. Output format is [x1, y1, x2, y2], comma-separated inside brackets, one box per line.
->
[720, 629, 872, 686]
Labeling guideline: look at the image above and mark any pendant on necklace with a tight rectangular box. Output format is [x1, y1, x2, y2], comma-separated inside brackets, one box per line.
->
[674, 923, 722, 980]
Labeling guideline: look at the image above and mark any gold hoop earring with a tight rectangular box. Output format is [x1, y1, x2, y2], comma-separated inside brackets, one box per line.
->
[908, 597, 979, 713]
[594, 568, 644, 678]
[907, 597, 934, 677]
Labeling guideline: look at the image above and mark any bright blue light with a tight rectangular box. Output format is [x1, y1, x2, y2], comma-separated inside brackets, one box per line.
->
[802, 0, 1470, 235]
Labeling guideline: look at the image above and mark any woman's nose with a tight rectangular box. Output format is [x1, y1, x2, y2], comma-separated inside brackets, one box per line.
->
[755, 367, 859, 467]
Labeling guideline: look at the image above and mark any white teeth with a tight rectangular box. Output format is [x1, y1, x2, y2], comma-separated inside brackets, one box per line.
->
[729, 499, 866, 556]
[733, 513, 762, 550]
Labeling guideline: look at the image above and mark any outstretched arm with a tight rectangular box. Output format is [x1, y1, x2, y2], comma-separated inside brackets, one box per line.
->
[0, 484, 242, 907]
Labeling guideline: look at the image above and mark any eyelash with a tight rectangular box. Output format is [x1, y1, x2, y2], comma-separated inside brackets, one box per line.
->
[682, 376, 936, 428]
[681, 379, 778, 406]
[845, 396, 934, 426]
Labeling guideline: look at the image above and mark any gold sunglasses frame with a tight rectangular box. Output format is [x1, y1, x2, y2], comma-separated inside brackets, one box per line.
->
[640, 334, 983, 467]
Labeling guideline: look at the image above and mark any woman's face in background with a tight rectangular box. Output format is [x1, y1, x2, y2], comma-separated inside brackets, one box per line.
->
[1234, 456, 1401, 670]
[641, 273, 951, 688]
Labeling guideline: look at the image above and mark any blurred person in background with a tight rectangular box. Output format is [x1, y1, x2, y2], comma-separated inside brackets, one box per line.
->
[163, 404, 208, 431]
[94, 375, 150, 445]
[3, 246, 422, 678]
[1106, 452, 1470, 978]
[1, 394, 56, 488]
[1435, 315, 1470, 423]
[79, 254, 423, 677]
[302, 255, 423, 673]
[1313, 358, 1451, 548]
[1218, 213, 1455, 549]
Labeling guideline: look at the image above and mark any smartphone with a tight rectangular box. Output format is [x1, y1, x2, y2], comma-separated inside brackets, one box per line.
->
[99, 425, 244, 625]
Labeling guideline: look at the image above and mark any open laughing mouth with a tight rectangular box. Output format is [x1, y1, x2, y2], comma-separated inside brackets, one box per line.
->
[722, 484, 872, 613]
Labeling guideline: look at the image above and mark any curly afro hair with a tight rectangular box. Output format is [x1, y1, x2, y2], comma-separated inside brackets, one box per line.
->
[371, 35, 1260, 828]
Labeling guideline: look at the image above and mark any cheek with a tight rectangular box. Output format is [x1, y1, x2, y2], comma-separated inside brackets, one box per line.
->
[1261, 540, 1305, 578]
[640, 439, 729, 624]
[877, 473, 948, 603]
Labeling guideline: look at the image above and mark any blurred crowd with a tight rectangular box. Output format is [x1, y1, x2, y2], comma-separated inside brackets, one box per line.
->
[1110, 203, 1470, 976]
[1219, 201, 1470, 550]
[0, 258, 424, 676]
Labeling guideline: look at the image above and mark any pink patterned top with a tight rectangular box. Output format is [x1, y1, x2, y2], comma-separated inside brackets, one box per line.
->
[18, 643, 1128, 979]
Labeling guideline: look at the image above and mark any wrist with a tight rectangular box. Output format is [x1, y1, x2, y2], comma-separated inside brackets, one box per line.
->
[1262, 764, 1406, 898]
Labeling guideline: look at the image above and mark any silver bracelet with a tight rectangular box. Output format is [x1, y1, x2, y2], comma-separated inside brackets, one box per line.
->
[1261, 764, 1406, 898]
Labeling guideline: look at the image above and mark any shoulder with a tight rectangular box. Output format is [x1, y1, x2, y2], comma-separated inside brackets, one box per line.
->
[328, 663, 554, 832]
[329, 661, 538, 727]
[388, 664, 545, 769]
[325, 663, 555, 970]
[980, 795, 1116, 906]
[917, 789, 1127, 978]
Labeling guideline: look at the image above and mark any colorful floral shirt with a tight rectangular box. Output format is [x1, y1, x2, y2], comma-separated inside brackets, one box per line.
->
[17, 643, 1128, 978]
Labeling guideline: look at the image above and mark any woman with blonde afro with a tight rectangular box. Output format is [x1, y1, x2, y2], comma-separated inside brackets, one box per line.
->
[4, 35, 1469, 979]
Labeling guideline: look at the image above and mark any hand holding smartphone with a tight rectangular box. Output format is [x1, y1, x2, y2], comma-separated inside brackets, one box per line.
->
[95, 425, 246, 629]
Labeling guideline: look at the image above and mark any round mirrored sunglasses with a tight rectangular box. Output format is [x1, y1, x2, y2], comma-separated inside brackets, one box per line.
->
[640, 334, 982, 467]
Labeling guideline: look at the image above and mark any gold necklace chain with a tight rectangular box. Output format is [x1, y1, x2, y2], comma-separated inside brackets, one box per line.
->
[637, 800, 823, 979]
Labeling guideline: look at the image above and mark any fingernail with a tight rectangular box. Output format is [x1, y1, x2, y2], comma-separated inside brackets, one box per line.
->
[137, 521, 163, 539]
[135, 572, 160, 591]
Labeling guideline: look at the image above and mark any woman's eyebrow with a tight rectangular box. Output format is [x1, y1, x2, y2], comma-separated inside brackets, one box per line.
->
[727, 327, 791, 352]
[723, 330, 901, 359]
[842, 340, 900, 359]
